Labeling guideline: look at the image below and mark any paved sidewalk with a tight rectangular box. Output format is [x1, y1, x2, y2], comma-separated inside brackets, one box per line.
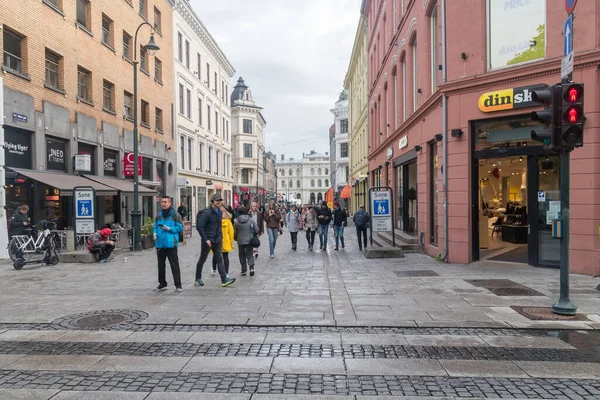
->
[0, 227, 599, 398]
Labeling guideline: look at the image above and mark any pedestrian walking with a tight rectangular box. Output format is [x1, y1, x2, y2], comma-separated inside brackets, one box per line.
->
[87, 227, 115, 263]
[263, 201, 282, 258]
[303, 205, 318, 251]
[212, 206, 234, 279]
[353, 205, 370, 251]
[153, 197, 184, 292]
[234, 206, 259, 276]
[332, 201, 348, 251]
[177, 202, 188, 221]
[249, 202, 264, 258]
[286, 204, 301, 251]
[315, 202, 332, 251]
[194, 194, 236, 287]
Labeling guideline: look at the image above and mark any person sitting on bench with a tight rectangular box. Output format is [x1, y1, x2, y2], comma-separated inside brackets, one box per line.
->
[87, 228, 115, 263]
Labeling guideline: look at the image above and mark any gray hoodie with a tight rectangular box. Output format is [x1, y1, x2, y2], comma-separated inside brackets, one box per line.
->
[286, 210, 301, 233]
[234, 214, 258, 245]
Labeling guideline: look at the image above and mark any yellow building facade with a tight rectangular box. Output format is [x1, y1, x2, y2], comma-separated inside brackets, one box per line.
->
[344, 2, 368, 214]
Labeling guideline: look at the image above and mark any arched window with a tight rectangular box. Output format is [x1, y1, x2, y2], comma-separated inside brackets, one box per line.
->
[281, 180, 286, 188]
[311, 168, 315, 175]
[288, 169, 292, 176]
[310, 179, 315, 188]
[296, 168, 300, 176]
[318, 168, 322, 175]
[296, 194, 301, 200]
[280, 169, 285, 176]
[310, 193, 316, 204]
[289, 179, 293, 187]
[318, 179, 322, 187]
[325, 168, 329, 175]
[325, 179, 329, 187]
[317, 193, 323, 202]
[296, 180, 300, 188]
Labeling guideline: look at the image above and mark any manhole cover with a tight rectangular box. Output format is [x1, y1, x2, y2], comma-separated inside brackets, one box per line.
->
[52, 310, 148, 330]
[394, 270, 439, 277]
[511, 306, 589, 321]
[466, 279, 521, 288]
[489, 287, 544, 297]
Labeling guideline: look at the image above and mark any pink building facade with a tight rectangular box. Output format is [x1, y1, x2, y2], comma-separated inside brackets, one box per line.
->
[366, 0, 600, 276]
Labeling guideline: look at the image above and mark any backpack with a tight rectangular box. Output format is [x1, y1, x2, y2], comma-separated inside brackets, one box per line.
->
[355, 211, 369, 228]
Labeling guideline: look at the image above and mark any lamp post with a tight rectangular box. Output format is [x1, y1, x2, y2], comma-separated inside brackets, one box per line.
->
[255, 144, 263, 205]
[131, 23, 160, 251]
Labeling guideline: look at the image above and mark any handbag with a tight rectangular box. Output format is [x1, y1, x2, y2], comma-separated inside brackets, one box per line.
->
[249, 220, 261, 248]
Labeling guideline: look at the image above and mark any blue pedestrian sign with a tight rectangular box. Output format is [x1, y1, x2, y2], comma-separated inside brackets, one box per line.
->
[373, 200, 390, 216]
[563, 14, 573, 57]
[74, 189, 95, 218]
[77, 200, 92, 217]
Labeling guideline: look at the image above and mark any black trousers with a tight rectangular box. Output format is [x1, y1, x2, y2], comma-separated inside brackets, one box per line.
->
[92, 243, 114, 260]
[213, 252, 230, 274]
[305, 229, 316, 246]
[157, 247, 182, 288]
[356, 227, 368, 249]
[238, 244, 255, 273]
[196, 241, 226, 283]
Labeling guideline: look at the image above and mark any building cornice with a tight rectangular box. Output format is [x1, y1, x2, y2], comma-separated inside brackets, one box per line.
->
[174, 0, 236, 77]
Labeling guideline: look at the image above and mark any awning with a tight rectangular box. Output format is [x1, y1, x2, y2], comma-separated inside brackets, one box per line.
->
[340, 185, 352, 199]
[83, 175, 157, 195]
[10, 168, 117, 196]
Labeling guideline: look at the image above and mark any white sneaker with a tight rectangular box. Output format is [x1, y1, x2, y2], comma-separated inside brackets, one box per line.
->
[270, 254, 274, 258]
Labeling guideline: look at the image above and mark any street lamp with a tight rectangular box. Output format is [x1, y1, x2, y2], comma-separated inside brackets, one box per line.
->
[255, 144, 264, 204]
[131, 23, 160, 251]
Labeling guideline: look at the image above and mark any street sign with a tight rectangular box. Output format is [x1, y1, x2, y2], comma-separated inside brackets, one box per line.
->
[75, 190, 94, 217]
[75, 219, 95, 234]
[563, 14, 573, 57]
[372, 217, 392, 232]
[73, 186, 96, 244]
[561, 53, 573, 79]
[370, 189, 392, 233]
[565, 0, 577, 14]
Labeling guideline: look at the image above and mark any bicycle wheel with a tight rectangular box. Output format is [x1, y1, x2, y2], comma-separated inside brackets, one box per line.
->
[50, 233, 62, 255]
[8, 239, 33, 262]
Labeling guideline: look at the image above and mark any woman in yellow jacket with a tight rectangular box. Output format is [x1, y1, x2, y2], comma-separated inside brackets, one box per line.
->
[212, 207, 234, 278]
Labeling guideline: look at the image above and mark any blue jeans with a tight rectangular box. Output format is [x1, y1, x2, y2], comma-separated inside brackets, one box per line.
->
[318, 224, 329, 248]
[334, 225, 344, 247]
[267, 227, 278, 256]
[290, 231, 298, 247]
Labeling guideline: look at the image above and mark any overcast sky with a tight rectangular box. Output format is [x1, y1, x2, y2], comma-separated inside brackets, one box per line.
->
[189, 0, 363, 159]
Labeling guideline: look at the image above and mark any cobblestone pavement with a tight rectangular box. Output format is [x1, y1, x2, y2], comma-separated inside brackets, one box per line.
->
[0, 227, 599, 398]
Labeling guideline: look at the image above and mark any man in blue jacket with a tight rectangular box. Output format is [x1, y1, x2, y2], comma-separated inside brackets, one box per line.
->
[194, 194, 236, 287]
[153, 196, 184, 292]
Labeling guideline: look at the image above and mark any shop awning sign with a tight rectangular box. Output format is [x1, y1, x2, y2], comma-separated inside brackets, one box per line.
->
[478, 84, 548, 113]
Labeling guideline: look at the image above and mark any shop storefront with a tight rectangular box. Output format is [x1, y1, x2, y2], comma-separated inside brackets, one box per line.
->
[392, 141, 418, 234]
[4, 126, 33, 219]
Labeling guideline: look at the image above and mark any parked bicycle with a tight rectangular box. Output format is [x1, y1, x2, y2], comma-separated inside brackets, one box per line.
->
[8, 220, 61, 270]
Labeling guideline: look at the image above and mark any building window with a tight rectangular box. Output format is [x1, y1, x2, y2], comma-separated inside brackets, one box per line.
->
[215, 111, 219, 135]
[487, 0, 545, 70]
[216, 150, 220, 174]
[140, 100, 149, 127]
[402, 59, 407, 121]
[318, 168, 322, 175]
[345, 166, 349, 182]
[188, 138, 192, 170]
[198, 143, 204, 171]
[226, 120, 229, 142]
[3, 29, 23, 73]
[310, 179, 315, 188]
[311, 168, 315, 175]
[155, 107, 163, 132]
[180, 136, 185, 169]
[186, 89, 191, 119]
[430, 7, 438, 93]
[198, 98, 203, 125]
[153, 7, 161, 33]
[222, 117, 225, 138]
[430, 141, 438, 245]
[44, 0, 62, 11]
[123, 31, 132, 60]
[178, 84, 184, 115]
[243, 143, 252, 158]
[340, 119, 348, 134]
[77, 66, 91, 102]
[185, 40, 190, 69]
[177, 32, 182, 62]
[393, 70, 398, 128]
[206, 63, 210, 88]
[281, 169, 285, 176]
[325, 167, 329, 175]
[296, 180, 300, 188]
[288, 169, 292, 176]
[44, 49, 61, 90]
[76, 0, 90, 30]
[139, 0, 147, 19]
[340, 143, 348, 158]
[101, 14, 113, 48]
[243, 119, 252, 134]
[214, 72, 217, 94]
[140, 45, 148, 73]
[318, 179, 322, 187]
[154, 58, 162, 83]
[242, 168, 249, 184]
[325, 179, 329, 187]
[197, 53, 201, 78]
[281, 180, 286, 189]
[124, 92, 133, 120]
[412, 39, 418, 112]
[208, 147, 212, 173]
[102, 80, 115, 112]
[207, 105, 211, 130]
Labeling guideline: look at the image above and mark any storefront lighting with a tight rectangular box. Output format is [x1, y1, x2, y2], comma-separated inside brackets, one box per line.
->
[519, 157, 523, 162]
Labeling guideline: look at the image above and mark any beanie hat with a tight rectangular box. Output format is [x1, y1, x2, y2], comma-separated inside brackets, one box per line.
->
[100, 228, 112, 236]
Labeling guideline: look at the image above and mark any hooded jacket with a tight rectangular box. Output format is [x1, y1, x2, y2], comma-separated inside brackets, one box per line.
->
[153, 207, 183, 249]
[332, 207, 348, 227]
[303, 210, 318, 231]
[221, 218, 235, 252]
[88, 228, 112, 250]
[9, 210, 30, 237]
[234, 214, 258, 245]
[286, 209, 301, 233]
[196, 206, 223, 243]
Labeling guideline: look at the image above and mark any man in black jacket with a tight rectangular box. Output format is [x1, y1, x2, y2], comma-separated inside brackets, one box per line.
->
[194, 194, 235, 287]
[315, 202, 332, 251]
[9, 205, 31, 238]
[332, 201, 348, 251]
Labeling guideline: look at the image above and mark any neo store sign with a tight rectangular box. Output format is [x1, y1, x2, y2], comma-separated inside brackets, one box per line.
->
[47, 139, 67, 171]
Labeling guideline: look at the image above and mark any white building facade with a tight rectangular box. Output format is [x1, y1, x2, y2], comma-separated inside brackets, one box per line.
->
[230, 78, 269, 208]
[277, 151, 330, 205]
[173, 0, 235, 220]
[329, 91, 349, 203]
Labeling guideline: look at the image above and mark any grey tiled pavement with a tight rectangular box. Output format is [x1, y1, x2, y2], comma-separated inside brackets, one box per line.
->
[0, 227, 599, 398]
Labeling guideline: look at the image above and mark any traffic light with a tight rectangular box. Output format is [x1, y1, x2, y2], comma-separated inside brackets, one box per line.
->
[561, 83, 584, 148]
[530, 84, 561, 148]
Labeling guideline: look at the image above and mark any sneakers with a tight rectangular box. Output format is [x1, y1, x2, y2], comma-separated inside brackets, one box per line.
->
[211, 269, 217, 274]
[254, 252, 259, 258]
[153, 285, 167, 291]
[221, 278, 236, 287]
[270, 254, 274, 258]
[194, 279, 204, 286]
[241, 271, 247, 276]
[175, 287, 184, 292]
[249, 267, 255, 277]
[334, 247, 339, 251]
[292, 246, 296, 251]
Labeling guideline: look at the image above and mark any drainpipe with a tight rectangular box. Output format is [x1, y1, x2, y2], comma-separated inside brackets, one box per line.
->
[440, 0, 449, 262]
